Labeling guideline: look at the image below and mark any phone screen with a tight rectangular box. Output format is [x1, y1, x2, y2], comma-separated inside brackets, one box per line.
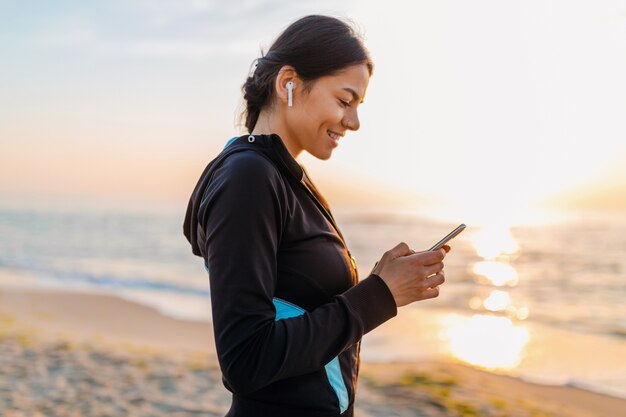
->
[428, 223, 466, 251]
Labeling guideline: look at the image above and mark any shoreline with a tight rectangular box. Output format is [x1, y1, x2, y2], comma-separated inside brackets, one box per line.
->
[2, 287, 625, 417]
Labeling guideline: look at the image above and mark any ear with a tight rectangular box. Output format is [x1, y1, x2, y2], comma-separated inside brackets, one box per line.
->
[275, 65, 299, 106]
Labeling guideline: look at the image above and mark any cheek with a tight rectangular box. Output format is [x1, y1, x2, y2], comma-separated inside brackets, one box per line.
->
[305, 108, 338, 130]
[298, 99, 343, 135]
[319, 105, 344, 125]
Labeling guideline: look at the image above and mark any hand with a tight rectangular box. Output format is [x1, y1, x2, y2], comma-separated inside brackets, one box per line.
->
[370, 242, 450, 308]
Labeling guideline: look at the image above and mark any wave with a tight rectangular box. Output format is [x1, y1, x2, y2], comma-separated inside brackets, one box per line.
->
[0, 263, 209, 299]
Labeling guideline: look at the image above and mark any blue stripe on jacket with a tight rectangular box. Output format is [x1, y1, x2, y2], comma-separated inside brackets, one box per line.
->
[272, 297, 349, 414]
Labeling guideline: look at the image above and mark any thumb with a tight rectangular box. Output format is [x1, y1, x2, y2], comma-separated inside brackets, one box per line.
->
[373, 242, 414, 273]
[387, 242, 414, 259]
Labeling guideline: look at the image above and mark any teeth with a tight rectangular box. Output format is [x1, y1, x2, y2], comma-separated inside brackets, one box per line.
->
[328, 131, 339, 140]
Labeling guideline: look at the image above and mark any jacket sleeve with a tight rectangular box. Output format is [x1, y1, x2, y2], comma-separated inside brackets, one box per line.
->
[201, 151, 398, 396]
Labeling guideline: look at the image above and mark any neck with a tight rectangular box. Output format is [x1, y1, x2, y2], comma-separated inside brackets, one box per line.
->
[250, 109, 302, 159]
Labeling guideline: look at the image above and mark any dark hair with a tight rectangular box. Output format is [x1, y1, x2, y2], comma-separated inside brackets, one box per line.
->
[238, 15, 374, 133]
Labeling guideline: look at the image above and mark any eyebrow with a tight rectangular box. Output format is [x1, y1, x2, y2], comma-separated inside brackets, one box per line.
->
[342, 87, 365, 104]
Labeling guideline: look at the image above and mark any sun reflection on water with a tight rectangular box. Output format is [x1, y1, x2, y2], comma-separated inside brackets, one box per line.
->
[472, 261, 519, 286]
[440, 313, 530, 370]
[469, 290, 531, 320]
[444, 223, 532, 369]
[483, 290, 510, 311]
[472, 224, 519, 260]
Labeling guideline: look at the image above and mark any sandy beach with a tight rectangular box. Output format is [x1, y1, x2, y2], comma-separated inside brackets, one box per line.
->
[1, 288, 625, 417]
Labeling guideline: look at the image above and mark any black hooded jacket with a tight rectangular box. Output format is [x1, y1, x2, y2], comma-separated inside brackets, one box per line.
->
[183, 133, 398, 417]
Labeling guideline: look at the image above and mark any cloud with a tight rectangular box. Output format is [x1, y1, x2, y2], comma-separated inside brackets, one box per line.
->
[21, 0, 351, 61]
[124, 38, 260, 60]
[36, 27, 97, 47]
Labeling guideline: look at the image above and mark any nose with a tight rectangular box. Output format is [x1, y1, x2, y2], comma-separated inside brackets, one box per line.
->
[343, 109, 360, 131]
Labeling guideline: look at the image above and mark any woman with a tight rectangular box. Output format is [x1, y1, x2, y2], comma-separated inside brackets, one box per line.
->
[183, 14, 450, 417]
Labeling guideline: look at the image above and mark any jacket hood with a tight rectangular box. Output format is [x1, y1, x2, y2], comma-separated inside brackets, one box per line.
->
[183, 133, 304, 257]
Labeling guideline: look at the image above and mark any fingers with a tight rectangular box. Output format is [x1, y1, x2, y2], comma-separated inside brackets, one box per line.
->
[422, 286, 440, 299]
[423, 261, 444, 277]
[423, 271, 445, 289]
[388, 243, 452, 261]
[407, 247, 446, 266]
[386, 242, 415, 259]
[379, 241, 451, 305]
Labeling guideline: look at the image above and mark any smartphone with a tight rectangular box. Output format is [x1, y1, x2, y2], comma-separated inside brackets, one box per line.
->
[428, 223, 466, 251]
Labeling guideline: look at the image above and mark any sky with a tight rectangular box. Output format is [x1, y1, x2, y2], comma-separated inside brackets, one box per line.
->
[1, 0, 625, 223]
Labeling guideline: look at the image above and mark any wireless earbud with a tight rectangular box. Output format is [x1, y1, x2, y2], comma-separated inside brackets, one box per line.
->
[286, 81, 294, 107]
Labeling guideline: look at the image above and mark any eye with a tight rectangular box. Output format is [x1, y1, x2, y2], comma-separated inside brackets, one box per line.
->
[338, 99, 351, 108]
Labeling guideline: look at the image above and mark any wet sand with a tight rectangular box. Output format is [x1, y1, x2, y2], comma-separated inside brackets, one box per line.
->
[1, 288, 625, 417]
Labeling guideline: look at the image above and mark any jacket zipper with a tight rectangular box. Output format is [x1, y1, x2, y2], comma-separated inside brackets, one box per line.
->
[298, 169, 358, 274]
[262, 137, 358, 275]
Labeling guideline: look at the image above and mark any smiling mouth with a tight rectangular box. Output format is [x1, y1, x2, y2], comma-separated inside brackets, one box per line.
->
[327, 130, 341, 143]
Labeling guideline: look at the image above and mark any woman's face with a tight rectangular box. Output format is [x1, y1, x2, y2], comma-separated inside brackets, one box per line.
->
[284, 63, 370, 160]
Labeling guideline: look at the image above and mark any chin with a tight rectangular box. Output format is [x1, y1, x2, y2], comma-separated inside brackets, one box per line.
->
[313, 150, 332, 161]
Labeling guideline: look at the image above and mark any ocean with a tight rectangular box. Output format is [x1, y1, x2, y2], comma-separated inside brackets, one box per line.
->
[0, 201, 624, 399]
